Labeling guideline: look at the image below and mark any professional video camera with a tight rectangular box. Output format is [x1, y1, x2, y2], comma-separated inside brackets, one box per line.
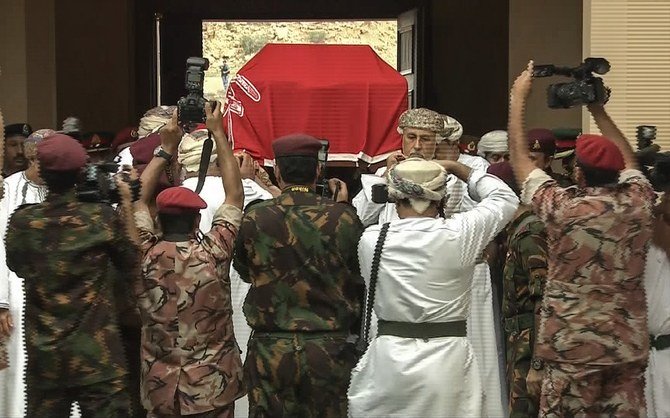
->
[533, 57, 611, 109]
[76, 162, 141, 204]
[177, 57, 210, 130]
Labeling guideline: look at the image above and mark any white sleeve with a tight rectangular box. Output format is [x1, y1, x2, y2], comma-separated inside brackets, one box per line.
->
[352, 173, 387, 227]
[242, 179, 273, 208]
[455, 171, 519, 266]
[0, 183, 11, 309]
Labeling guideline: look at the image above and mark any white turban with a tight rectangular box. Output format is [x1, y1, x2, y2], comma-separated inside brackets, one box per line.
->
[478, 130, 508, 156]
[137, 105, 177, 138]
[177, 128, 217, 173]
[440, 114, 463, 142]
[387, 158, 450, 214]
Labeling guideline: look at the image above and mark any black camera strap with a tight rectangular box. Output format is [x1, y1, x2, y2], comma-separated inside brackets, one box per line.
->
[195, 131, 214, 194]
[355, 222, 390, 355]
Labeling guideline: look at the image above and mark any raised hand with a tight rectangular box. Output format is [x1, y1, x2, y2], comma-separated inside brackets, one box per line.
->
[511, 60, 534, 103]
[205, 101, 225, 136]
[159, 110, 183, 154]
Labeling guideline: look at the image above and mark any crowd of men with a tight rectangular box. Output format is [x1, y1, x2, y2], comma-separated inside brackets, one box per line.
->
[0, 61, 668, 418]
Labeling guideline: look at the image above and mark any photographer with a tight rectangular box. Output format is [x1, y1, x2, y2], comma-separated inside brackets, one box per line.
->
[4, 133, 140, 417]
[508, 61, 655, 417]
[130, 103, 245, 417]
[233, 133, 364, 418]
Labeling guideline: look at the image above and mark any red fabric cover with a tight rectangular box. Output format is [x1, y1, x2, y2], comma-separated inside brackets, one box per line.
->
[37, 134, 88, 171]
[156, 186, 207, 214]
[273, 133, 321, 158]
[576, 134, 625, 171]
[528, 128, 557, 156]
[223, 44, 408, 165]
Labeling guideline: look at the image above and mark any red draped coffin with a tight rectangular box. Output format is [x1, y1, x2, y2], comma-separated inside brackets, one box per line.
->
[223, 44, 408, 166]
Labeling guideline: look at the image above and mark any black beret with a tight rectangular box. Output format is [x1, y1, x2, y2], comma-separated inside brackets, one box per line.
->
[4, 123, 33, 138]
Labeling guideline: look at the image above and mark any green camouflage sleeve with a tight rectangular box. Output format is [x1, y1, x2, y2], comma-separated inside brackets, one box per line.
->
[517, 222, 548, 300]
[101, 206, 141, 273]
[335, 205, 365, 331]
[233, 212, 255, 283]
[5, 208, 36, 280]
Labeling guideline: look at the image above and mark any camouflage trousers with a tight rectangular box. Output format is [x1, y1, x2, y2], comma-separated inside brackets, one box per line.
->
[539, 360, 646, 418]
[244, 331, 358, 418]
[506, 328, 540, 418]
[26, 376, 131, 417]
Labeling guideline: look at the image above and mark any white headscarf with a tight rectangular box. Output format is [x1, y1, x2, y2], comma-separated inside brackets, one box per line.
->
[387, 158, 450, 214]
[478, 130, 508, 156]
[177, 128, 217, 173]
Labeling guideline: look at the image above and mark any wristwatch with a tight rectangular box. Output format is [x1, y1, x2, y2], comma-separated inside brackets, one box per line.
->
[153, 146, 173, 162]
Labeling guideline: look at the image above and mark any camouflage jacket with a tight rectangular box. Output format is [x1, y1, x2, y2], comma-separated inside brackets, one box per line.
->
[4, 190, 139, 389]
[502, 208, 548, 321]
[526, 169, 655, 365]
[135, 204, 245, 416]
[233, 187, 365, 332]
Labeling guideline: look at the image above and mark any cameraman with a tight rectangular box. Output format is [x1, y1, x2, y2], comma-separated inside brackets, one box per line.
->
[508, 61, 655, 417]
[130, 103, 246, 417]
[4, 134, 140, 417]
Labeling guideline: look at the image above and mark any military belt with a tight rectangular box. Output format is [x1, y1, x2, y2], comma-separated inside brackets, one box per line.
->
[377, 320, 467, 339]
[503, 312, 534, 334]
[651, 333, 670, 351]
[251, 330, 349, 339]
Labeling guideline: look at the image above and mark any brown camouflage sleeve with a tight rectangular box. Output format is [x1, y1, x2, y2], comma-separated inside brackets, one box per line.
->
[517, 222, 548, 352]
[203, 204, 242, 263]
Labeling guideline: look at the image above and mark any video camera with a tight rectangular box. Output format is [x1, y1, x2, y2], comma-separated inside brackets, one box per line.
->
[177, 57, 210, 130]
[76, 162, 141, 204]
[533, 57, 611, 109]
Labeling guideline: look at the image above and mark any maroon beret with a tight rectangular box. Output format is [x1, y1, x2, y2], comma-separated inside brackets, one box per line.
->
[487, 161, 518, 193]
[576, 134, 624, 171]
[37, 134, 89, 171]
[528, 128, 557, 156]
[80, 133, 113, 152]
[272, 134, 321, 158]
[130, 132, 161, 165]
[156, 187, 207, 214]
[111, 127, 139, 152]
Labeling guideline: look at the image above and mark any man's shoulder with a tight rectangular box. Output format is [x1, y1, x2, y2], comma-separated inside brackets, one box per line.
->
[10, 202, 40, 218]
[458, 153, 489, 171]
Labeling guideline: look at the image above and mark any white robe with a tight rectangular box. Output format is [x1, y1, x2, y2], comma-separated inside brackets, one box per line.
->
[351, 154, 508, 417]
[644, 244, 670, 418]
[348, 171, 518, 417]
[0, 172, 45, 417]
[182, 176, 272, 418]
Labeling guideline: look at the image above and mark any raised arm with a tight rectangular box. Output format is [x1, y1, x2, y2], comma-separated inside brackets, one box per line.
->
[587, 103, 638, 170]
[206, 102, 243, 210]
[135, 110, 182, 216]
[508, 61, 539, 190]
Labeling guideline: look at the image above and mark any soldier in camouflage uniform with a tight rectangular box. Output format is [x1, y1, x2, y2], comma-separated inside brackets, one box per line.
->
[4, 134, 139, 417]
[131, 105, 245, 418]
[233, 134, 364, 418]
[487, 160, 549, 418]
[509, 63, 654, 417]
